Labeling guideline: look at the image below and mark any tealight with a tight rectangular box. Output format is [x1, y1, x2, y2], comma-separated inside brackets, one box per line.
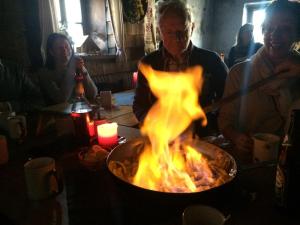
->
[97, 122, 118, 148]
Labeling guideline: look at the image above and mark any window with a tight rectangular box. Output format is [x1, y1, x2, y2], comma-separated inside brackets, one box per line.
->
[243, 1, 271, 43]
[54, 0, 116, 54]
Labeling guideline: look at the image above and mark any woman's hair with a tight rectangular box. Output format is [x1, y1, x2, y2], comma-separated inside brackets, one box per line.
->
[236, 23, 254, 46]
[45, 33, 74, 70]
[263, 0, 300, 37]
[156, 0, 192, 27]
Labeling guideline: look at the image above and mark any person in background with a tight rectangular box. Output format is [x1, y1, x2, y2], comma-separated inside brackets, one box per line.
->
[133, 0, 228, 137]
[227, 23, 263, 68]
[0, 58, 44, 113]
[218, 1, 300, 159]
[38, 33, 97, 105]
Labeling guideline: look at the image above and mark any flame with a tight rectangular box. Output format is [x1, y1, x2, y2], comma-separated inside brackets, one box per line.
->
[133, 63, 212, 192]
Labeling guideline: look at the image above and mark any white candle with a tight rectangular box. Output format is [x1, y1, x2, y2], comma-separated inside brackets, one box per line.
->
[97, 122, 118, 147]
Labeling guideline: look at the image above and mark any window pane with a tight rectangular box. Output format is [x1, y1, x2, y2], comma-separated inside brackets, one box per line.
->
[252, 9, 265, 43]
[64, 0, 87, 51]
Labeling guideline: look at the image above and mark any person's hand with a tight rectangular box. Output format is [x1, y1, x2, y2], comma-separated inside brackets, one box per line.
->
[75, 57, 84, 71]
[275, 59, 300, 79]
[232, 133, 254, 153]
[259, 78, 283, 96]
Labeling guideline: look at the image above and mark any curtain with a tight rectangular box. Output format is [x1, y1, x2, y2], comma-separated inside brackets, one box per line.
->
[144, 0, 157, 54]
[38, 0, 59, 63]
[107, 0, 127, 62]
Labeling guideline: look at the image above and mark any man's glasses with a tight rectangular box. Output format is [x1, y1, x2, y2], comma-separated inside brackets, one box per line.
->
[161, 27, 191, 41]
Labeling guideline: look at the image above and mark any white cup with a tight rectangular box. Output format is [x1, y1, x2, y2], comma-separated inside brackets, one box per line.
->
[0, 135, 8, 165]
[252, 133, 280, 162]
[182, 205, 227, 225]
[24, 157, 60, 200]
[7, 115, 27, 140]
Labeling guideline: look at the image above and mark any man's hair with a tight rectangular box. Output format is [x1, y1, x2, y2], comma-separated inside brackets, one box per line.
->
[263, 0, 300, 37]
[156, 0, 192, 26]
[45, 33, 74, 70]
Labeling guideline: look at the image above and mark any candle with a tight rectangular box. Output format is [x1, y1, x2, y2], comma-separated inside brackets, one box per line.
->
[97, 122, 118, 148]
[87, 121, 95, 137]
[132, 71, 138, 88]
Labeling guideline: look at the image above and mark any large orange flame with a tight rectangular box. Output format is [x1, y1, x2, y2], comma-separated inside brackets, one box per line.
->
[133, 63, 211, 192]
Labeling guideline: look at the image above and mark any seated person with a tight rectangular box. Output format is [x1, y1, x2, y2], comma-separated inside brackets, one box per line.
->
[227, 23, 263, 68]
[218, 1, 300, 159]
[0, 58, 44, 113]
[133, 0, 228, 137]
[37, 33, 97, 106]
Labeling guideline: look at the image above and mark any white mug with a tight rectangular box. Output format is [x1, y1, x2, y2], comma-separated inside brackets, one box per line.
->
[252, 133, 280, 162]
[24, 157, 61, 200]
[182, 204, 228, 225]
[7, 115, 26, 140]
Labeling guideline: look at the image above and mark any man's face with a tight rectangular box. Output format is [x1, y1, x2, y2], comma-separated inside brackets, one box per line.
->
[50, 38, 72, 66]
[263, 11, 299, 63]
[159, 13, 193, 58]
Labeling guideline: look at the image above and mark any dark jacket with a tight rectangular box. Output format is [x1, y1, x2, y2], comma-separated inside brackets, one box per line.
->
[133, 44, 228, 137]
[227, 42, 263, 68]
[0, 59, 44, 112]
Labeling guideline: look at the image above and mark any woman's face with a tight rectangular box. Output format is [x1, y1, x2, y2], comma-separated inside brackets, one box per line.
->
[159, 13, 193, 59]
[50, 38, 72, 66]
[263, 11, 299, 63]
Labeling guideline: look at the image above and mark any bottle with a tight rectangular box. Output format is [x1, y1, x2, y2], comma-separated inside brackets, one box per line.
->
[275, 109, 300, 210]
[71, 67, 92, 147]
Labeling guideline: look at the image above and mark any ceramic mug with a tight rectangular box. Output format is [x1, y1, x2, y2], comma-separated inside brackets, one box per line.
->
[7, 115, 26, 140]
[182, 204, 228, 225]
[24, 157, 62, 200]
[252, 133, 280, 162]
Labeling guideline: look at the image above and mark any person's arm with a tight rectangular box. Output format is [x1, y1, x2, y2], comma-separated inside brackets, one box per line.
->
[82, 67, 98, 100]
[275, 58, 300, 79]
[38, 69, 74, 104]
[132, 66, 154, 123]
[210, 52, 228, 100]
[218, 65, 253, 152]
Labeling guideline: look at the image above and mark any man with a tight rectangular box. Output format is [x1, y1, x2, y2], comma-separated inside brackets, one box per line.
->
[133, 0, 228, 137]
[218, 1, 300, 156]
[0, 58, 44, 112]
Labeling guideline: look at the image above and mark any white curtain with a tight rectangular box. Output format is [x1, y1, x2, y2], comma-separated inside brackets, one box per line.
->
[107, 0, 127, 62]
[38, 0, 59, 63]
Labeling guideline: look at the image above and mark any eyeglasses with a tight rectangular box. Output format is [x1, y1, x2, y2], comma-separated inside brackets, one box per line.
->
[161, 27, 191, 41]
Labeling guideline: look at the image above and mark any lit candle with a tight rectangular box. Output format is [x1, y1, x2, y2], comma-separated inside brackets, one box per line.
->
[97, 122, 118, 148]
[87, 121, 95, 137]
[133, 71, 138, 87]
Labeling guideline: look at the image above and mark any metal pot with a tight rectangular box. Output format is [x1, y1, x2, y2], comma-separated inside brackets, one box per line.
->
[106, 137, 237, 200]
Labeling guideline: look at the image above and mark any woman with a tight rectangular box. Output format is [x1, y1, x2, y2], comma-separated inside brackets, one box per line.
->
[227, 23, 263, 68]
[38, 33, 97, 105]
[218, 1, 300, 159]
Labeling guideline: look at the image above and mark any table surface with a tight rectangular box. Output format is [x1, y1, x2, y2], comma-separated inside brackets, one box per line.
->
[38, 89, 139, 130]
[1, 127, 299, 225]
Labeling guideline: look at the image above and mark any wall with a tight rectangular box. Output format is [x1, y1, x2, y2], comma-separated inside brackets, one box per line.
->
[0, 0, 28, 64]
[208, 0, 266, 58]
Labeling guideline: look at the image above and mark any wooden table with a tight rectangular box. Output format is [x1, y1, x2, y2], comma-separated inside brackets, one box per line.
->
[0, 125, 141, 225]
[2, 122, 298, 225]
[37, 100, 139, 135]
